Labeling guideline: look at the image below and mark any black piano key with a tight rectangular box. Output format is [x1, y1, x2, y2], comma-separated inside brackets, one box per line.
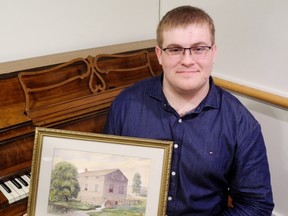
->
[16, 176, 28, 187]
[0, 182, 11, 193]
[25, 173, 31, 178]
[11, 179, 22, 189]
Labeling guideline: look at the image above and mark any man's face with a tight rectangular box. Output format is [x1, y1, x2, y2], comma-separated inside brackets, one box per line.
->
[155, 23, 216, 96]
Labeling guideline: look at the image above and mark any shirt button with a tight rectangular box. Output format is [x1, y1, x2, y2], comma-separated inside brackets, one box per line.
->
[178, 118, 182, 123]
[168, 196, 172, 201]
[174, 144, 178, 149]
[171, 171, 176, 176]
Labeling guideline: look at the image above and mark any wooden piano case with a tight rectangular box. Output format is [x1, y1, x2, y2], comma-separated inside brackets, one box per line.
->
[0, 43, 162, 216]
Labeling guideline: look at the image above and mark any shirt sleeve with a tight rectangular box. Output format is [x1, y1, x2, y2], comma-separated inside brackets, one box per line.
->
[222, 122, 274, 215]
[103, 99, 121, 135]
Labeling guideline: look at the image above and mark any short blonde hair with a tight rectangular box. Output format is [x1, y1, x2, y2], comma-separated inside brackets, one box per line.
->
[156, 5, 215, 47]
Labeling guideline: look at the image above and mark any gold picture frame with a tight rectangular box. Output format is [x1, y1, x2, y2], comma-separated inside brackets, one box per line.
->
[27, 127, 173, 216]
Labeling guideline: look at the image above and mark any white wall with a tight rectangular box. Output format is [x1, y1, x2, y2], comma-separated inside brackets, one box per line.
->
[0, 0, 158, 63]
[1, 0, 287, 215]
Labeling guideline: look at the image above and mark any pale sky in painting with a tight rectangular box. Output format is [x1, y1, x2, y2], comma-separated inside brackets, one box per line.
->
[52, 148, 151, 188]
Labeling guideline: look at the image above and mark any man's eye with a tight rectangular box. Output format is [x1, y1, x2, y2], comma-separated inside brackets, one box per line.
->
[169, 47, 183, 53]
[194, 47, 205, 51]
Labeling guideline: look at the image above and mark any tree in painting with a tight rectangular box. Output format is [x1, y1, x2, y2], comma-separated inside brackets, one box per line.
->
[49, 161, 80, 202]
[132, 172, 142, 196]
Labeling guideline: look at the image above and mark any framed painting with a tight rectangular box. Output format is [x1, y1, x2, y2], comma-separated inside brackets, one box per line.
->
[27, 127, 173, 216]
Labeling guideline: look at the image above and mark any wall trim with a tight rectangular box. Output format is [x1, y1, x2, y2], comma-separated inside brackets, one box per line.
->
[214, 77, 288, 109]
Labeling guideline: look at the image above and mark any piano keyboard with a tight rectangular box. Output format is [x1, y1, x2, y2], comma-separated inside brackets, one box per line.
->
[0, 173, 30, 208]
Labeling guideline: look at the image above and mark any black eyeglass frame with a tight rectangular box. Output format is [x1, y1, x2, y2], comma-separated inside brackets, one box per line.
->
[161, 45, 213, 56]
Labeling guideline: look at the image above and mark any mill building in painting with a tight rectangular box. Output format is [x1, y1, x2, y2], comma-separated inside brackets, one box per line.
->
[77, 168, 128, 207]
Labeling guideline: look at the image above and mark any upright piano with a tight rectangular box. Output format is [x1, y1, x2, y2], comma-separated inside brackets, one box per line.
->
[0, 42, 161, 216]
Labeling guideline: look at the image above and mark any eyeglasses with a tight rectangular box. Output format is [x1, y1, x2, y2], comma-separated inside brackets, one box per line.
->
[162, 45, 212, 59]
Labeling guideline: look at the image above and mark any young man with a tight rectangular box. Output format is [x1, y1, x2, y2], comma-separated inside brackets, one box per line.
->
[104, 5, 274, 215]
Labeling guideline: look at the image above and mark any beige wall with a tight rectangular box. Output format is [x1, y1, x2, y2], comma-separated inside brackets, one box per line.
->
[0, 0, 159, 63]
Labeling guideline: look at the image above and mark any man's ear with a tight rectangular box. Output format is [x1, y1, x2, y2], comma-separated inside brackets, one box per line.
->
[155, 46, 163, 65]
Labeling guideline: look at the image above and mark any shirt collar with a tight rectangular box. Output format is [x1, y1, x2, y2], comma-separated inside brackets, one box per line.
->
[148, 75, 220, 112]
[195, 76, 220, 112]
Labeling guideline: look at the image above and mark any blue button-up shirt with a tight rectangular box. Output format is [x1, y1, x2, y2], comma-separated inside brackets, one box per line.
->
[104, 75, 274, 215]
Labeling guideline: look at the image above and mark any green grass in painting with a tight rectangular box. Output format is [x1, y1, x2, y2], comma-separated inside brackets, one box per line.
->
[88, 200, 146, 216]
[49, 201, 97, 213]
[49, 199, 146, 215]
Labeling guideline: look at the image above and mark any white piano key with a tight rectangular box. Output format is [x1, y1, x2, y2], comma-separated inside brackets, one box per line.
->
[5, 181, 22, 201]
[22, 175, 31, 186]
[14, 178, 29, 197]
[0, 184, 15, 204]
[8, 180, 27, 199]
